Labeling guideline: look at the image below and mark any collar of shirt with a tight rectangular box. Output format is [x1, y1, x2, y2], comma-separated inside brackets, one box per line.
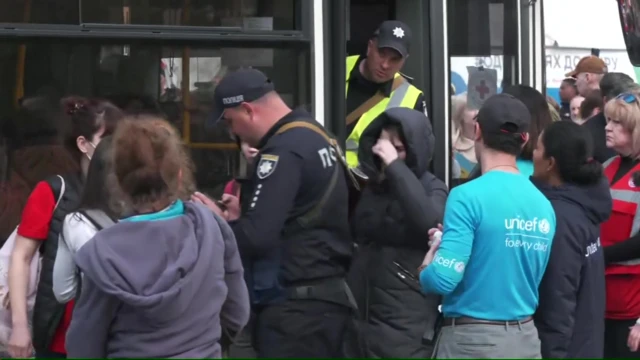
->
[256, 108, 312, 149]
[121, 199, 185, 223]
[349, 56, 394, 97]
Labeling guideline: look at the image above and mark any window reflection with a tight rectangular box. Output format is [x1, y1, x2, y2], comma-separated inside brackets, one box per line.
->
[0, 0, 301, 30]
[448, 0, 519, 181]
[0, 41, 310, 195]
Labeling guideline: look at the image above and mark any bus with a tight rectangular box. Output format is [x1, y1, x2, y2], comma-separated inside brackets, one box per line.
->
[0, 0, 630, 194]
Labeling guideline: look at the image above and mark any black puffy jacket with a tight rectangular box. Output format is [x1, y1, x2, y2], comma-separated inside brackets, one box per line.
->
[347, 107, 448, 358]
[532, 177, 611, 359]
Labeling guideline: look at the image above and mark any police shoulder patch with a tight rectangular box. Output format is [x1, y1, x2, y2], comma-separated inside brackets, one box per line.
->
[257, 154, 279, 179]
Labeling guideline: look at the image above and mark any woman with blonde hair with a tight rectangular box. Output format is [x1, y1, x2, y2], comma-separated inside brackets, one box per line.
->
[65, 116, 250, 358]
[599, 92, 640, 358]
[450, 93, 478, 178]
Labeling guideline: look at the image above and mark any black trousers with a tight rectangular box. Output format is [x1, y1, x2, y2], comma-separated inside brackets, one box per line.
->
[255, 300, 351, 358]
[605, 318, 640, 358]
[35, 350, 66, 358]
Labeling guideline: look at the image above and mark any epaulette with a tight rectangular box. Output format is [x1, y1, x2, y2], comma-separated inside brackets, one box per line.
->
[399, 72, 414, 84]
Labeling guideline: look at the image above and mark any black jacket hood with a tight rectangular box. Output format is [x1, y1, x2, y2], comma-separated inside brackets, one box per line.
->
[358, 107, 434, 179]
[530, 176, 612, 225]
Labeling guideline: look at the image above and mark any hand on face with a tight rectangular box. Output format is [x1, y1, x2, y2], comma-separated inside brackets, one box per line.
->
[372, 138, 399, 166]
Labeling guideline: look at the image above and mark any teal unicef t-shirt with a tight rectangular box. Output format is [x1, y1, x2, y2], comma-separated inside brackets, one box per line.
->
[517, 159, 534, 177]
[420, 170, 556, 320]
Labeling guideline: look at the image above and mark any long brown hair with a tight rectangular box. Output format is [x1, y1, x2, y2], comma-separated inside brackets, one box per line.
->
[111, 116, 196, 212]
[60, 96, 123, 165]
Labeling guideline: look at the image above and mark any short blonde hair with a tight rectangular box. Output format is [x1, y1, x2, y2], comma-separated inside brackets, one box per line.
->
[604, 93, 640, 156]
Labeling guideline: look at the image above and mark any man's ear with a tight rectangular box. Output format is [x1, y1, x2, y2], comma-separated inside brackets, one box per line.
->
[76, 136, 89, 154]
[473, 122, 482, 141]
[521, 133, 530, 148]
[547, 156, 556, 174]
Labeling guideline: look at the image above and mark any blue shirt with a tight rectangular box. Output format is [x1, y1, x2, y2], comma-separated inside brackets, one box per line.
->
[420, 170, 556, 320]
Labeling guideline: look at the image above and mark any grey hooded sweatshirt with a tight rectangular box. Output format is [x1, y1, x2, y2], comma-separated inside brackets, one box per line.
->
[66, 201, 250, 359]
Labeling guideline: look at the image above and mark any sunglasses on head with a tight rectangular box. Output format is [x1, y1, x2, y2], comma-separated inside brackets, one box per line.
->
[616, 93, 638, 104]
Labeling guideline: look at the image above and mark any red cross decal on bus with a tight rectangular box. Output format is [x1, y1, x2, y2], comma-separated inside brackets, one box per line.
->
[475, 80, 490, 99]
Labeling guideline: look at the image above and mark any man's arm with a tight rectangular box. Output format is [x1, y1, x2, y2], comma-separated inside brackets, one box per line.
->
[420, 190, 475, 295]
[230, 146, 304, 258]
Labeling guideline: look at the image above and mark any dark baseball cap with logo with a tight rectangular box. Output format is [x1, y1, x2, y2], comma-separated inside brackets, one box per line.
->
[476, 93, 531, 137]
[210, 68, 275, 124]
[372, 20, 412, 58]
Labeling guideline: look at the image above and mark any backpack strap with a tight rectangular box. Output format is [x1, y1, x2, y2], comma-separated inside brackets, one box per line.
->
[39, 175, 66, 256]
[78, 209, 116, 231]
[73, 210, 115, 301]
[45, 175, 66, 209]
[275, 120, 360, 190]
[274, 120, 350, 233]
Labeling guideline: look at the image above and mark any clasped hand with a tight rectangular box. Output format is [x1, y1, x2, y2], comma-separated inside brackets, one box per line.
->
[191, 191, 241, 221]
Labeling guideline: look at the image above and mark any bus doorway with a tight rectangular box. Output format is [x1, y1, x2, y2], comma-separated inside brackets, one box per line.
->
[328, 0, 543, 185]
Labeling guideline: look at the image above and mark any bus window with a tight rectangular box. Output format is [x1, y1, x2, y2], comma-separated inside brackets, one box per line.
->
[81, 0, 302, 30]
[0, 41, 310, 195]
[0, 0, 302, 30]
[448, 0, 519, 181]
[0, 0, 79, 24]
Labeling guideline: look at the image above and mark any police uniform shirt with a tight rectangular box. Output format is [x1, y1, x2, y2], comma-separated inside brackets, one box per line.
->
[229, 109, 352, 282]
[346, 56, 428, 135]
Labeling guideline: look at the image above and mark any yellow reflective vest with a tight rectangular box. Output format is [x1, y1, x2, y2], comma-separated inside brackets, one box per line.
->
[345, 55, 423, 168]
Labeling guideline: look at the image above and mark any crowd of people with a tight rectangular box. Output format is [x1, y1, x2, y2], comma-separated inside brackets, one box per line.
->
[1, 24, 640, 358]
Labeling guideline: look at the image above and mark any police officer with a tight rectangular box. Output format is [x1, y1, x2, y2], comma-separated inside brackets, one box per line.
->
[196, 69, 355, 358]
[345, 20, 428, 169]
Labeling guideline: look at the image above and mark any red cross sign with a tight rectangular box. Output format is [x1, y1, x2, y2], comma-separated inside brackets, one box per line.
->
[475, 80, 491, 100]
[467, 66, 498, 110]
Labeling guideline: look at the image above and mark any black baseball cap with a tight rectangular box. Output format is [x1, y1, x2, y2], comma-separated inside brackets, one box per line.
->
[373, 20, 412, 58]
[476, 93, 531, 136]
[210, 68, 275, 124]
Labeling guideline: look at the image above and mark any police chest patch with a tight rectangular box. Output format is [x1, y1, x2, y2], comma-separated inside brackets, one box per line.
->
[257, 154, 279, 179]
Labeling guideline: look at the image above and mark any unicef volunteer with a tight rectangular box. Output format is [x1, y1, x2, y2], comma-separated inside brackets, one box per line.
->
[419, 94, 556, 359]
[345, 20, 428, 169]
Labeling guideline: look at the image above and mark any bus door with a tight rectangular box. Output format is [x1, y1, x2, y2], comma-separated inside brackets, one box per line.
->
[333, 0, 542, 185]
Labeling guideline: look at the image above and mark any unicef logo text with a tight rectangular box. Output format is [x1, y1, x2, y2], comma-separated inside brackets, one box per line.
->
[434, 254, 466, 274]
[504, 217, 551, 235]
